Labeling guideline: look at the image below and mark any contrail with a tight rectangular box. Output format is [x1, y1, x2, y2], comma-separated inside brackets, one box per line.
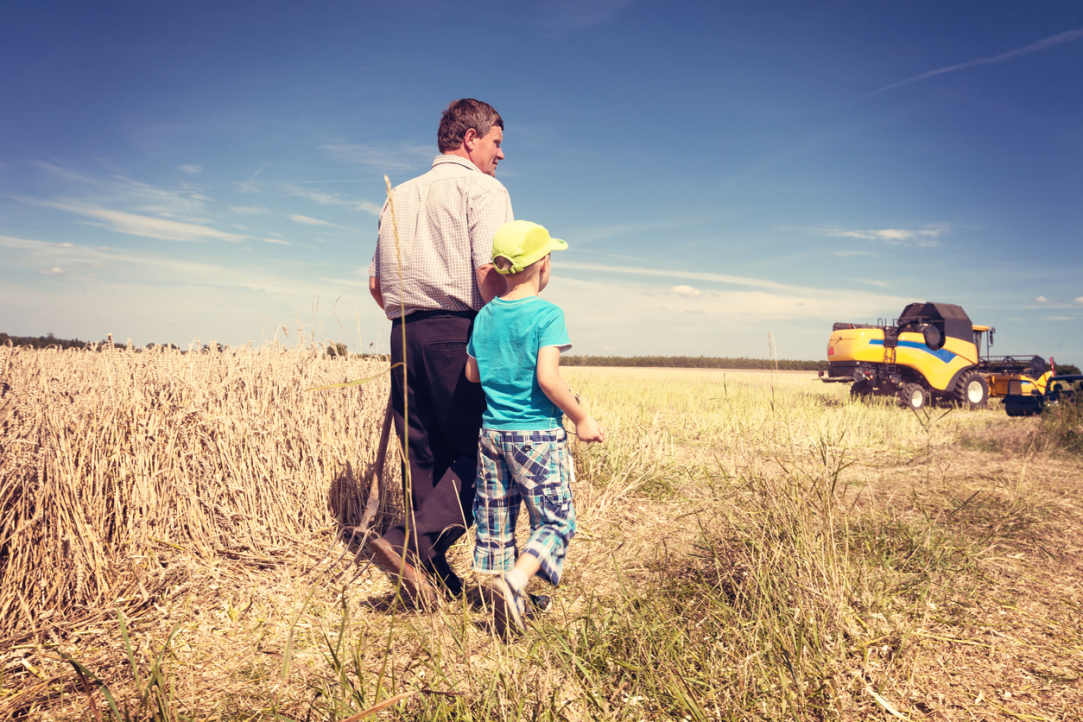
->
[860, 27, 1083, 100]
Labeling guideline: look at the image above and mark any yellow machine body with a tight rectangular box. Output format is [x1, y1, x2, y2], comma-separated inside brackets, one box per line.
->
[826, 328, 978, 393]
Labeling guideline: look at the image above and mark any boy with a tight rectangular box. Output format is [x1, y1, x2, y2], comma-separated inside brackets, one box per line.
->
[465, 220, 605, 638]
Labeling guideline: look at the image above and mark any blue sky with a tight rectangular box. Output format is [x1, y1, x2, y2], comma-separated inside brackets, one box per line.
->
[2, 1, 1081, 361]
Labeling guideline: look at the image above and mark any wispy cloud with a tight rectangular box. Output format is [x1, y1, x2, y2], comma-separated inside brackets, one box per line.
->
[178, 164, 203, 174]
[283, 184, 383, 215]
[1037, 296, 1049, 303]
[533, 0, 634, 37]
[1076, 297, 1083, 304]
[818, 225, 945, 247]
[230, 205, 270, 216]
[288, 213, 356, 231]
[32, 161, 95, 183]
[321, 143, 434, 171]
[290, 214, 333, 227]
[261, 237, 291, 246]
[32, 200, 249, 243]
[560, 261, 913, 310]
[40, 267, 66, 275]
[861, 28, 1083, 100]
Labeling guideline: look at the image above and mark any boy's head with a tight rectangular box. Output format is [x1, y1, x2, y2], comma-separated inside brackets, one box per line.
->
[492, 221, 568, 276]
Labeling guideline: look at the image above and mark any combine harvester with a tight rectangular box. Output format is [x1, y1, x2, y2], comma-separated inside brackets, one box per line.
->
[819, 302, 1051, 410]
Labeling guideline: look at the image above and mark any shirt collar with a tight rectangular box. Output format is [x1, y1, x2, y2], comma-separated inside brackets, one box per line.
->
[432, 154, 482, 173]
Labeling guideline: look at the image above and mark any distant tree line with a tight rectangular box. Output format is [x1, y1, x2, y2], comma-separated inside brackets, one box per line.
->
[561, 355, 831, 371]
[0, 332, 124, 351]
[5, 333, 1077, 374]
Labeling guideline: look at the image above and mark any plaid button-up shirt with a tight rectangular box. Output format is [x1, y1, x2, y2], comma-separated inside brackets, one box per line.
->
[369, 155, 514, 319]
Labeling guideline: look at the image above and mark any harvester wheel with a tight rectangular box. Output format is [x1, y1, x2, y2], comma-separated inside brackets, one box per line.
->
[850, 380, 872, 400]
[899, 383, 928, 411]
[954, 371, 989, 409]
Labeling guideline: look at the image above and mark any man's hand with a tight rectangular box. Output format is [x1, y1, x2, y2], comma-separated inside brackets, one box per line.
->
[575, 416, 605, 443]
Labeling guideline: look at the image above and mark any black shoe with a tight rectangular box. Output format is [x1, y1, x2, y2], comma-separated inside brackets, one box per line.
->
[367, 538, 440, 610]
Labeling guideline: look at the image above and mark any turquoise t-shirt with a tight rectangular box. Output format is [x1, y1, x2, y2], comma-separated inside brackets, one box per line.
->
[467, 296, 572, 430]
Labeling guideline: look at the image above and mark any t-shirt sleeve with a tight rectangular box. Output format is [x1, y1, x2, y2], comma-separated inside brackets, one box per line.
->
[468, 184, 514, 271]
[538, 306, 572, 353]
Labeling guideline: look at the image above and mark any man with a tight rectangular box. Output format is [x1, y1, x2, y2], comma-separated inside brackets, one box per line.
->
[367, 98, 512, 607]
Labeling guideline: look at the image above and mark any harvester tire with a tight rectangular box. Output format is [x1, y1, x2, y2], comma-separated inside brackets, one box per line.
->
[899, 383, 928, 411]
[850, 380, 872, 400]
[954, 371, 989, 409]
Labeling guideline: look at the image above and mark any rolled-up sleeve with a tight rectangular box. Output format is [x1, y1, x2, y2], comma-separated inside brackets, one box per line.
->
[468, 186, 513, 271]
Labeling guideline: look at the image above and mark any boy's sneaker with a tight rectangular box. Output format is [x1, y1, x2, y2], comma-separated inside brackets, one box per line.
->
[482, 574, 527, 638]
[526, 593, 552, 619]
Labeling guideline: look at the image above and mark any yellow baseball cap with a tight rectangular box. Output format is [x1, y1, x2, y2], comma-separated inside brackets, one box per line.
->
[492, 220, 568, 274]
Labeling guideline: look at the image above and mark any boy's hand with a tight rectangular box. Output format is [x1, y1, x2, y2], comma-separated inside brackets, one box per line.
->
[575, 416, 605, 443]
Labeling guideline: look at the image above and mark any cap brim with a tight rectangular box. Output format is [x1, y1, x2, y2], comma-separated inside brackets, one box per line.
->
[549, 238, 568, 251]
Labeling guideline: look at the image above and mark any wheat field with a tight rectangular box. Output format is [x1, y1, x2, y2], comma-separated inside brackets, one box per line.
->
[1, 345, 1081, 720]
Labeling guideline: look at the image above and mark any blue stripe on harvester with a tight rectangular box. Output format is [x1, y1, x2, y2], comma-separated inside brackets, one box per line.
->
[869, 339, 957, 364]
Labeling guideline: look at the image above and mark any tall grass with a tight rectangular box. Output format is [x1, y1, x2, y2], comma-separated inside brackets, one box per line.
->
[0, 341, 391, 643]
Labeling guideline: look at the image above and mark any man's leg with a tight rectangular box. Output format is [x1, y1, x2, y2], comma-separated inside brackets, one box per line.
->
[375, 315, 483, 598]
[411, 316, 486, 595]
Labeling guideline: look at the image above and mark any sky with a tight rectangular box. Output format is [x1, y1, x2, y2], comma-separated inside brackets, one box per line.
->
[2, 1, 1081, 361]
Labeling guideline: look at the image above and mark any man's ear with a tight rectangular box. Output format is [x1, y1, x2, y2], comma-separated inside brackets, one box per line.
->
[462, 127, 478, 150]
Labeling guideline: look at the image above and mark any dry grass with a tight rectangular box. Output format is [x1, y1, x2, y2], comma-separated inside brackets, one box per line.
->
[2, 356, 1081, 720]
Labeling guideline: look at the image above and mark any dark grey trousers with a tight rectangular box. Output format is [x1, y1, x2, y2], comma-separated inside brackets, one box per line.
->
[379, 310, 485, 597]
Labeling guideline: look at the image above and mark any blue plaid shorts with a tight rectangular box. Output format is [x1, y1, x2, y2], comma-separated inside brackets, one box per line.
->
[473, 427, 576, 587]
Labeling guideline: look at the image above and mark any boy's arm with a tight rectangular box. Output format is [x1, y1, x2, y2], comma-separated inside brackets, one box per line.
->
[465, 356, 480, 383]
[536, 346, 604, 442]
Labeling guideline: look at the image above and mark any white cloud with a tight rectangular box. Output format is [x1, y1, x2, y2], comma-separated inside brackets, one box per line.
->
[262, 238, 291, 246]
[178, 164, 203, 174]
[1036, 296, 1048, 303]
[671, 285, 701, 298]
[1075, 297, 1083, 304]
[40, 267, 66, 275]
[37, 201, 249, 243]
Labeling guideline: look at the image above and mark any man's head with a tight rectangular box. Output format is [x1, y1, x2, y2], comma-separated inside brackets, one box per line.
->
[438, 98, 504, 176]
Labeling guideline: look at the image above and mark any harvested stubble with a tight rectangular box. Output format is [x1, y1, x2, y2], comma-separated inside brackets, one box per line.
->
[0, 342, 392, 643]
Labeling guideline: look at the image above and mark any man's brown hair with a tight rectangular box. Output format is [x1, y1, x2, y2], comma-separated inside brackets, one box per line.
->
[438, 99, 503, 153]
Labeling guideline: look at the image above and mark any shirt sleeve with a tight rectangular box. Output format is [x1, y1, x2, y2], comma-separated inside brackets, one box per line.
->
[468, 184, 514, 271]
[538, 306, 572, 353]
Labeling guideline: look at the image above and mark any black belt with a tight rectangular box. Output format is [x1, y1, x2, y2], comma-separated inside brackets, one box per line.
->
[393, 309, 477, 324]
